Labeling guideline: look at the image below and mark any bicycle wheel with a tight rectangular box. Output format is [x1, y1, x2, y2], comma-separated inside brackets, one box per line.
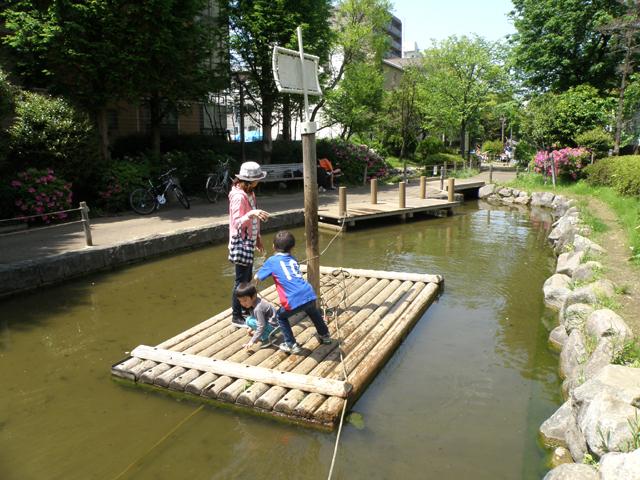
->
[173, 186, 190, 209]
[130, 188, 157, 215]
[206, 175, 223, 203]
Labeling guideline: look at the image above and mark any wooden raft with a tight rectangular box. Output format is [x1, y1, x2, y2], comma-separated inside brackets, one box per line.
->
[111, 266, 442, 429]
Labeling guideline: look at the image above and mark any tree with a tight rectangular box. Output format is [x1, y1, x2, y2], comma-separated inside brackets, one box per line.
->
[421, 36, 508, 160]
[599, 0, 640, 154]
[323, 61, 384, 140]
[311, 0, 391, 123]
[228, 0, 333, 163]
[509, 0, 625, 92]
[2, 0, 227, 159]
[380, 66, 422, 179]
[522, 85, 615, 148]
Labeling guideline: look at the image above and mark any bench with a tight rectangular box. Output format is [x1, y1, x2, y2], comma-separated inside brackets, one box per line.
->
[261, 163, 304, 183]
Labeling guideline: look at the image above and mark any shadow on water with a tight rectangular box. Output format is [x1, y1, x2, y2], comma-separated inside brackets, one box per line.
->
[0, 202, 563, 480]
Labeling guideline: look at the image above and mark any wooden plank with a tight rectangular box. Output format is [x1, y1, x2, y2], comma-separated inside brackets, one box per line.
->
[317, 282, 440, 422]
[301, 264, 442, 285]
[236, 277, 386, 408]
[131, 346, 352, 398]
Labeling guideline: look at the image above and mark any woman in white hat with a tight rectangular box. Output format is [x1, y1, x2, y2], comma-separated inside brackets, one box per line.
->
[228, 161, 270, 327]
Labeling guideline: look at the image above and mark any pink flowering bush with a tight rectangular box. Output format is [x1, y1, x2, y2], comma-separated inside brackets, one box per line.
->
[533, 147, 590, 181]
[10, 168, 73, 223]
[317, 139, 389, 184]
[95, 157, 151, 212]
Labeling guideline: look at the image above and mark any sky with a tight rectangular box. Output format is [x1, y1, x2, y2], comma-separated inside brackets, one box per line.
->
[392, 0, 516, 52]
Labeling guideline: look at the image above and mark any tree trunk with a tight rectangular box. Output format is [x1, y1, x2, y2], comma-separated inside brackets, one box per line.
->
[95, 107, 111, 162]
[282, 95, 291, 142]
[614, 31, 633, 156]
[261, 97, 274, 164]
[149, 93, 162, 158]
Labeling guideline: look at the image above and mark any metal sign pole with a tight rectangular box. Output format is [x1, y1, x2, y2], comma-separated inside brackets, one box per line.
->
[295, 27, 320, 298]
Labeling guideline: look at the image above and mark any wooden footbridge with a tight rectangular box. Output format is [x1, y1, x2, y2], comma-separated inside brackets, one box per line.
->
[112, 266, 442, 429]
[317, 177, 483, 230]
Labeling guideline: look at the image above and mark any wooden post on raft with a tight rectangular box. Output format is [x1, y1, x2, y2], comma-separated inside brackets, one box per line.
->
[399, 181, 406, 208]
[302, 127, 320, 296]
[370, 178, 377, 204]
[419, 176, 426, 199]
[447, 178, 455, 202]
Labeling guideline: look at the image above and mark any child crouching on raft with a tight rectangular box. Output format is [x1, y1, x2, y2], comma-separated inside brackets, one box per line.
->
[254, 231, 332, 354]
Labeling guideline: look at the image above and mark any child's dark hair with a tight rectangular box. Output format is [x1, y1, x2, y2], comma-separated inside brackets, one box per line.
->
[273, 230, 295, 252]
[235, 282, 257, 298]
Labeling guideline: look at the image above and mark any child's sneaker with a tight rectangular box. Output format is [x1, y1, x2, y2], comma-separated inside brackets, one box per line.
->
[317, 334, 332, 345]
[279, 342, 301, 354]
[231, 317, 249, 329]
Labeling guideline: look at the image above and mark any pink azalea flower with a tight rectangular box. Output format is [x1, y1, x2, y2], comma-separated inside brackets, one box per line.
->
[28, 187, 36, 193]
[10, 180, 22, 187]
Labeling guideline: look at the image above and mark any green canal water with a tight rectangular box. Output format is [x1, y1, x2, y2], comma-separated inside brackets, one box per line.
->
[1, 202, 562, 480]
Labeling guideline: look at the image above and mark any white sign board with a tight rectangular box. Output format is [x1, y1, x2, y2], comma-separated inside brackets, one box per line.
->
[272, 46, 322, 96]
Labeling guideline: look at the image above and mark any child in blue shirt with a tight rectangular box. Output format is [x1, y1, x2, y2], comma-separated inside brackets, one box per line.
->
[255, 230, 331, 354]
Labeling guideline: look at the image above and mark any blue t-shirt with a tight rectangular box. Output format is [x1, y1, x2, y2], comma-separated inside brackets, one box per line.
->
[257, 253, 316, 311]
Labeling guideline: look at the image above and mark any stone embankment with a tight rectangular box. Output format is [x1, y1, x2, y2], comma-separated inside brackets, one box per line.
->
[480, 184, 640, 480]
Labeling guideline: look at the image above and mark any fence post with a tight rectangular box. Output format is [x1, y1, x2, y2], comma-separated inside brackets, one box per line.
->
[370, 178, 378, 204]
[447, 178, 455, 202]
[80, 201, 93, 246]
[338, 186, 347, 218]
[419, 176, 426, 199]
[399, 181, 406, 208]
[489, 163, 493, 184]
[440, 163, 446, 191]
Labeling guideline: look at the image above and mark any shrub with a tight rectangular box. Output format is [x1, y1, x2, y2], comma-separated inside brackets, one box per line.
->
[418, 152, 463, 168]
[7, 92, 99, 188]
[584, 157, 615, 187]
[482, 140, 503, 156]
[95, 158, 152, 212]
[533, 147, 590, 181]
[574, 128, 613, 157]
[317, 138, 389, 184]
[9, 168, 73, 223]
[415, 137, 446, 159]
[163, 150, 237, 194]
[585, 155, 640, 196]
[110, 133, 232, 158]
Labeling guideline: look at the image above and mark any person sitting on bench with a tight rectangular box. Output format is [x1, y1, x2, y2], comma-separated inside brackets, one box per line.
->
[318, 158, 341, 190]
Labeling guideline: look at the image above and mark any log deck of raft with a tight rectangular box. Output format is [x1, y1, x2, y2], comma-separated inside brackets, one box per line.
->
[111, 266, 443, 429]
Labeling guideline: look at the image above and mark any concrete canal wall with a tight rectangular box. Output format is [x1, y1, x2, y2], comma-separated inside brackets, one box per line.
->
[0, 210, 303, 299]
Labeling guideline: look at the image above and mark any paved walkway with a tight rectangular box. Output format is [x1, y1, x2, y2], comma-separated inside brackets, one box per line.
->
[0, 170, 515, 265]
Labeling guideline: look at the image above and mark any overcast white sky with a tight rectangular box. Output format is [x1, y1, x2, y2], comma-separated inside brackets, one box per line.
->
[392, 0, 516, 52]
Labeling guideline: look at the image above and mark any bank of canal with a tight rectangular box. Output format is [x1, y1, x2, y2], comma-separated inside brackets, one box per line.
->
[1, 201, 560, 479]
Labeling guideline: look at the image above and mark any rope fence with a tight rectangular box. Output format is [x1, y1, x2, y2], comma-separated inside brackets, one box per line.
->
[0, 201, 93, 246]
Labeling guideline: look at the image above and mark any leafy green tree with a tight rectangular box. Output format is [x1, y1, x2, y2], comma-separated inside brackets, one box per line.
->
[522, 85, 615, 148]
[599, 0, 640, 154]
[323, 61, 384, 139]
[2, 0, 227, 159]
[0, 68, 16, 173]
[420, 36, 508, 160]
[509, 0, 625, 92]
[312, 0, 391, 121]
[228, 0, 333, 163]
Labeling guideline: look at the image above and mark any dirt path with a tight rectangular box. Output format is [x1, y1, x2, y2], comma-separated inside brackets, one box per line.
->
[583, 198, 640, 334]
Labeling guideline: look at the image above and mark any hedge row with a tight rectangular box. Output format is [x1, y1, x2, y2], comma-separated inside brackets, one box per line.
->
[584, 155, 640, 196]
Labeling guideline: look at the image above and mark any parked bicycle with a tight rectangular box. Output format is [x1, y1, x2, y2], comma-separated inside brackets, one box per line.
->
[206, 158, 232, 203]
[130, 168, 190, 215]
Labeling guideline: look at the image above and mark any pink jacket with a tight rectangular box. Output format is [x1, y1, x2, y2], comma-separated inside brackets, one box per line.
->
[228, 184, 261, 248]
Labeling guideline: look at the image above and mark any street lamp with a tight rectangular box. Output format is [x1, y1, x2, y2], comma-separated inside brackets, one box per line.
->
[234, 72, 249, 163]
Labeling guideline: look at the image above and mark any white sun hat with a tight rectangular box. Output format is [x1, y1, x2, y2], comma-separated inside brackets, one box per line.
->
[236, 161, 268, 181]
